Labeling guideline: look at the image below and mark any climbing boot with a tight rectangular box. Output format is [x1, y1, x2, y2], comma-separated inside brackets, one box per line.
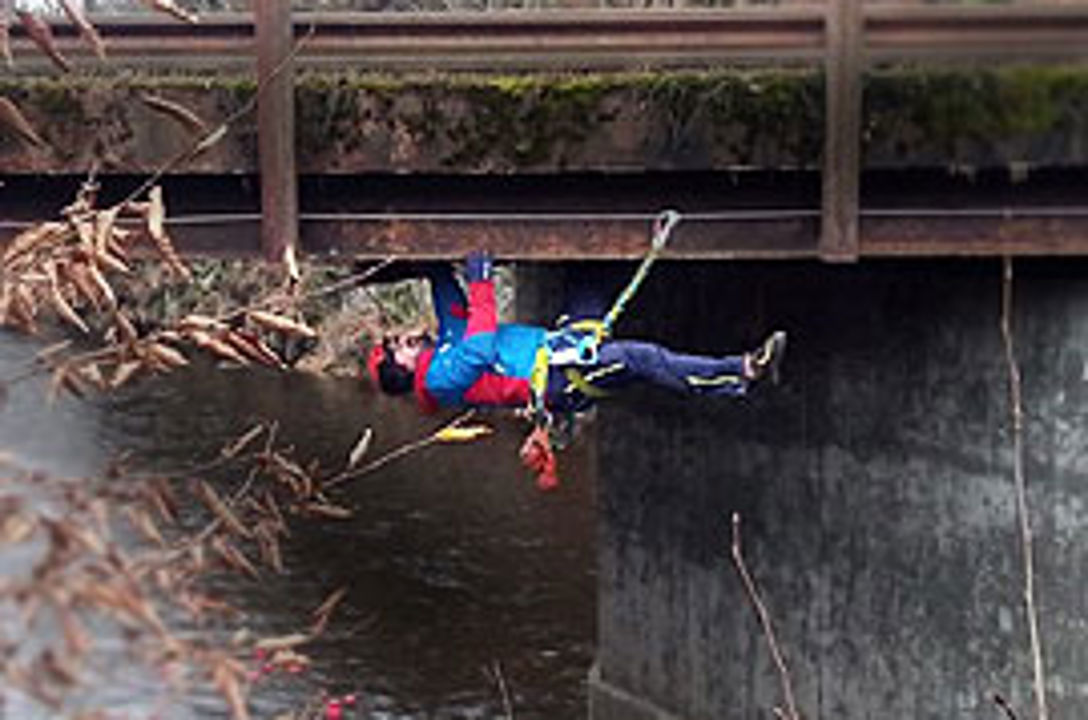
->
[747, 330, 787, 385]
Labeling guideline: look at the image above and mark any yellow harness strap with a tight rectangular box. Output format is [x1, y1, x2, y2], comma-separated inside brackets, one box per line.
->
[529, 317, 613, 414]
[530, 345, 550, 403]
[563, 368, 610, 400]
[566, 318, 606, 342]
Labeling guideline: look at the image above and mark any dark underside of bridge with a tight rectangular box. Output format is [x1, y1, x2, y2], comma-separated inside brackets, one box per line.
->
[3, 166, 1088, 260]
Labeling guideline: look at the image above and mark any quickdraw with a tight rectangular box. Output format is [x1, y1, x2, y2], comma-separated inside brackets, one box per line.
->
[520, 209, 681, 489]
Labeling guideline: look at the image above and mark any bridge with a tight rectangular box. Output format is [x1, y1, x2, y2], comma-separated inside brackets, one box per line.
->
[2, 4, 1088, 262]
[4, 3, 1088, 718]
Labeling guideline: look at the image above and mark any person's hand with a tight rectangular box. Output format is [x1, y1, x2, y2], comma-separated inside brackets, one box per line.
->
[465, 251, 493, 283]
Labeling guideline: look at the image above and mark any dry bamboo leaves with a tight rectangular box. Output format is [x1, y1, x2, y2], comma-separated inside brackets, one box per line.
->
[310, 586, 347, 637]
[195, 479, 252, 539]
[254, 633, 310, 653]
[346, 428, 373, 469]
[0, 1, 12, 69]
[140, 93, 207, 136]
[221, 423, 267, 459]
[0, 422, 361, 719]
[0, 181, 320, 401]
[59, 0, 106, 61]
[1, 183, 189, 348]
[1, 171, 329, 403]
[246, 309, 318, 340]
[142, 0, 200, 25]
[301, 501, 353, 520]
[210, 653, 251, 720]
[433, 424, 493, 443]
[16, 10, 70, 73]
[0, 96, 47, 149]
[3, 2, 113, 72]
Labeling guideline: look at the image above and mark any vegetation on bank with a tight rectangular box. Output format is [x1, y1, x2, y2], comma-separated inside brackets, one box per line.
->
[0, 178, 501, 717]
[0, 10, 450, 716]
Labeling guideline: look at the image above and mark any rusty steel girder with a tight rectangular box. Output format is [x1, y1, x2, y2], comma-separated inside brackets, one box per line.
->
[4, 209, 1088, 260]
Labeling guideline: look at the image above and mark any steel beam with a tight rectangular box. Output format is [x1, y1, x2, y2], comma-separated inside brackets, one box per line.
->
[7, 211, 1088, 260]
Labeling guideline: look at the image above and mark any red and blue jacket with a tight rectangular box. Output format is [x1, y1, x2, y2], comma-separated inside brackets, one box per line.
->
[415, 267, 546, 413]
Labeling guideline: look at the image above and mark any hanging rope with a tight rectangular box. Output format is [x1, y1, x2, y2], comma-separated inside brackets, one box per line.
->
[521, 210, 682, 490]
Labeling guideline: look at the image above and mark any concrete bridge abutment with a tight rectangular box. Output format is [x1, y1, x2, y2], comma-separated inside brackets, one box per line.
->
[584, 260, 1088, 719]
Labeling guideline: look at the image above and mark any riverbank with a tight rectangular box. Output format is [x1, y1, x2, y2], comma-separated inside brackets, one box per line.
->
[114, 257, 515, 380]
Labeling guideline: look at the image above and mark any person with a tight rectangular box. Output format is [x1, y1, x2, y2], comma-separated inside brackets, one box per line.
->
[365, 252, 787, 418]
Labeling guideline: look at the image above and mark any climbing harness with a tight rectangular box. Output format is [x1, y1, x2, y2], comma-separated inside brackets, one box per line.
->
[528, 208, 680, 419]
[520, 209, 681, 489]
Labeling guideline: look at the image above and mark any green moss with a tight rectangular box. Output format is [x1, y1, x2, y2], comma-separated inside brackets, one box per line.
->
[865, 64, 1088, 162]
[640, 70, 822, 166]
[0, 76, 87, 127]
[287, 69, 822, 170]
[296, 74, 361, 158]
[0, 77, 87, 157]
[3, 63, 1088, 171]
[436, 73, 620, 167]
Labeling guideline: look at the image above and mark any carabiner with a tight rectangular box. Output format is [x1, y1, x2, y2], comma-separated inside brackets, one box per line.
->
[652, 209, 681, 251]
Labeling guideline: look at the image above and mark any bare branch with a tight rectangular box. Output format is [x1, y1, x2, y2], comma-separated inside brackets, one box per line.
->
[729, 512, 801, 720]
[486, 660, 515, 720]
[999, 256, 1048, 720]
[993, 691, 1020, 720]
[322, 409, 478, 490]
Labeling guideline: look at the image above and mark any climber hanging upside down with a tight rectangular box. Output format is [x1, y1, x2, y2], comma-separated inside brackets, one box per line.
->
[364, 212, 785, 490]
[366, 251, 786, 420]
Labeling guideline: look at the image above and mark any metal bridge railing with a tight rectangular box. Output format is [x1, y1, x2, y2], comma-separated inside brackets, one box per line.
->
[69, 0, 1074, 16]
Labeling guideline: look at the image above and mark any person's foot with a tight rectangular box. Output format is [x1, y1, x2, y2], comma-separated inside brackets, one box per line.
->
[745, 330, 787, 384]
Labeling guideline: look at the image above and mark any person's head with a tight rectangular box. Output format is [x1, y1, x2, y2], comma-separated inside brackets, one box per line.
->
[366, 332, 430, 396]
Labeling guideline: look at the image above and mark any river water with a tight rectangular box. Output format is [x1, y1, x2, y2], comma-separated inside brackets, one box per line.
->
[0, 334, 596, 719]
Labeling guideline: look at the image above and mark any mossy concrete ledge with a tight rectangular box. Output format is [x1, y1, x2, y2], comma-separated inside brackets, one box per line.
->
[1, 65, 1087, 175]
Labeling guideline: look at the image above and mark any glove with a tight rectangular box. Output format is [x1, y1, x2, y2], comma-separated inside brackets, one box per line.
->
[464, 251, 493, 283]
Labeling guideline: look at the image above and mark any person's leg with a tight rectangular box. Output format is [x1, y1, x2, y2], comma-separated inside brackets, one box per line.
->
[590, 340, 751, 397]
[544, 331, 786, 409]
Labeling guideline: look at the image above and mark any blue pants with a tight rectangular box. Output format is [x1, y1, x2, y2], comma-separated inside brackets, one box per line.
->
[543, 265, 750, 412]
[546, 339, 750, 413]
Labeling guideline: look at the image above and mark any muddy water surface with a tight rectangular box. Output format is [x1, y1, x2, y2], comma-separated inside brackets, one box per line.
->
[0, 335, 596, 719]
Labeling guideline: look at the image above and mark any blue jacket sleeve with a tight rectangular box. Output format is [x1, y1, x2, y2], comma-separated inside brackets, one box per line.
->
[424, 333, 497, 403]
[425, 265, 468, 346]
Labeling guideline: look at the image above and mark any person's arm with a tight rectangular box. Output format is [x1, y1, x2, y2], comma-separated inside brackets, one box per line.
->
[425, 333, 496, 399]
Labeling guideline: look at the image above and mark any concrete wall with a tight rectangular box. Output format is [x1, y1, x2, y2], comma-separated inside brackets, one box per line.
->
[592, 260, 1088, 719]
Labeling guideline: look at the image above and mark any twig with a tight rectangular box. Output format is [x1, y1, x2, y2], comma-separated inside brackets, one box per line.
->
[135, 424, 277, 574]
[213, 255, 398, 324]
[119, 24, 317, 209]
[301, 256, 397, 304]
[993, 691, 1020, 720]
[999, 256, 1048, 720]
[487, 660, 515, 720]
[729, 512, 801, 720]
[322, 410, 475, 490]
